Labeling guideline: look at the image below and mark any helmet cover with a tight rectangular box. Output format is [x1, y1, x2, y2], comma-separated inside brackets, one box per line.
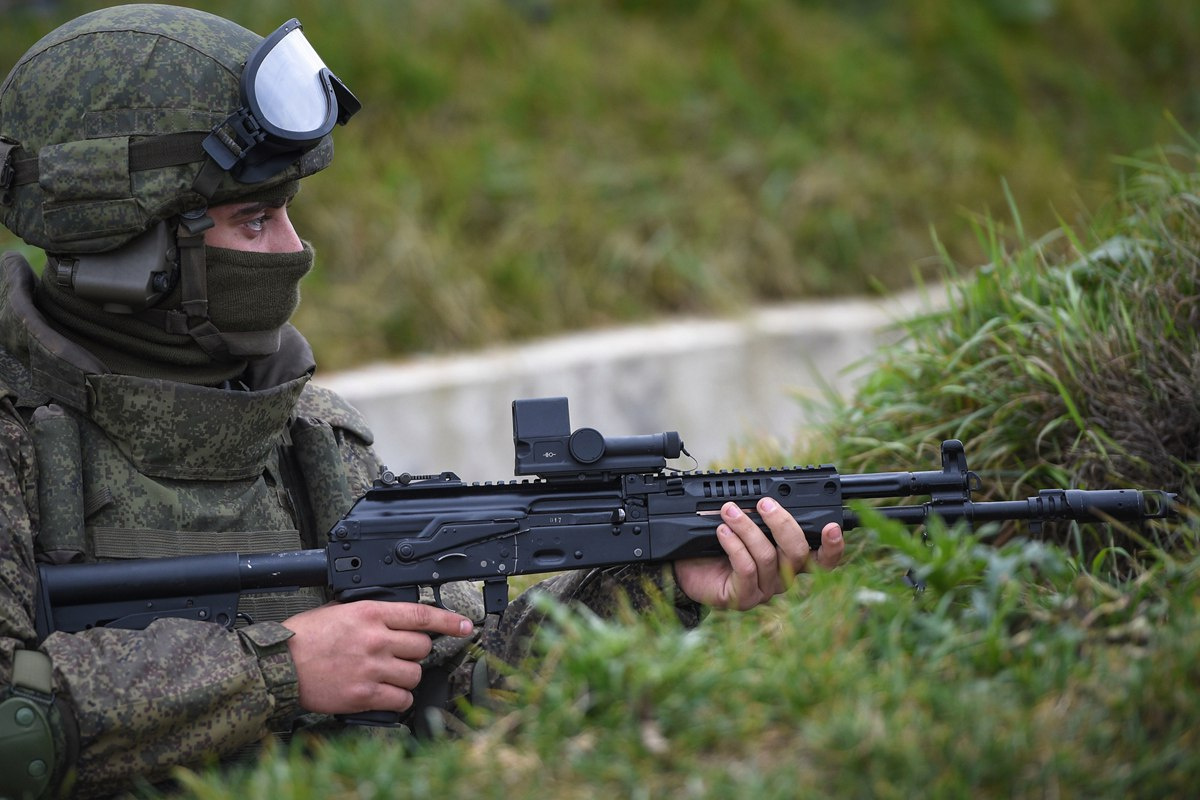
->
[0, 4, 334, 254]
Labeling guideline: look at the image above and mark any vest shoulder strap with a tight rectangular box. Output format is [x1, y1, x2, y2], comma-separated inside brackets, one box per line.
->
[295, 382, 373, 445]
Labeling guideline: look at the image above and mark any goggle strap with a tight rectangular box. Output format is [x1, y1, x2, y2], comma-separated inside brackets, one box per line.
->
[132, 132, 208, 171]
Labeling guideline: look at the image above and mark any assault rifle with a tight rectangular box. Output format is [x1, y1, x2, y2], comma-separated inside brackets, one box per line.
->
[36, 396, 1177, 640]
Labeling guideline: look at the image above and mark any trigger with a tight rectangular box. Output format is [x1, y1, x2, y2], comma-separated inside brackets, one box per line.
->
[427, 585, 448, 642]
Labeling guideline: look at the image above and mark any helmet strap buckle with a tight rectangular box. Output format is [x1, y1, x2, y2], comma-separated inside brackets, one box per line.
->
[203, 107, 266, 172]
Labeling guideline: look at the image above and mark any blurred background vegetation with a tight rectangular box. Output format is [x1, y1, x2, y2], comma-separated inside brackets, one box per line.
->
[2, 0, 1198, 369]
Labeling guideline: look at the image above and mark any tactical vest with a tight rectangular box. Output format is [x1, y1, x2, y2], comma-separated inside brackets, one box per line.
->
[38, 377, 340, 624]
[0, 254, 364, 627]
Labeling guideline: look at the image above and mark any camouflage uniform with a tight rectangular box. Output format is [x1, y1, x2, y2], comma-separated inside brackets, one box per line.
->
[0, 7, 703, 796]
[0, 248, 702, 797]
[0, 243, 361, 793]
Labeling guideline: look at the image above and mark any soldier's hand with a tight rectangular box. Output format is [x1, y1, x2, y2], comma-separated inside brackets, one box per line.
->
[283, 600, 473, 715]
[673, 498, 844, 610]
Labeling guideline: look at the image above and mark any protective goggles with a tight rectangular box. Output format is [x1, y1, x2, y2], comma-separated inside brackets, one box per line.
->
[203, 19, 361, 183]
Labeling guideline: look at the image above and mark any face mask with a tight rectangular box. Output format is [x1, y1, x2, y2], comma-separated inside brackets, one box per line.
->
[200, 241, 314, 358]
[34, 239, 314, 382]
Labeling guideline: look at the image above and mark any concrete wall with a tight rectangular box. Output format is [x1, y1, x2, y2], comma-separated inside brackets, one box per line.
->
[314, 289, 940, 482]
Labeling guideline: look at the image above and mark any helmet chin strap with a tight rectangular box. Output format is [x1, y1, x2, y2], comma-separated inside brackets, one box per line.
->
[173, 210, 235, 359]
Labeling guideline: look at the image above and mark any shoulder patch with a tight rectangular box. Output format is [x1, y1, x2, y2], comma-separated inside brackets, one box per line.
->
[295, 383, 374, 446]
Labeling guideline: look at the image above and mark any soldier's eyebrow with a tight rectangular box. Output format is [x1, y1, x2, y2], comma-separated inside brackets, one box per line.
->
[226, 200, 287, 220]
[227, 202, 268, 219]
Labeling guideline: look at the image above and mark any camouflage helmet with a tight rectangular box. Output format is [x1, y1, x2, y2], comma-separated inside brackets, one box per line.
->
[0, 4, 355, 255]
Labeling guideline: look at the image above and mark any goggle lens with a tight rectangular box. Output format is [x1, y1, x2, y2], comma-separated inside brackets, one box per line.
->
[252, 26, 331, 135]
[202, 18, 360, 184]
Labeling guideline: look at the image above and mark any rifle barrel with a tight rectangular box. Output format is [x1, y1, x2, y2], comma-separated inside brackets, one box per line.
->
[841, 489, 1175, 531]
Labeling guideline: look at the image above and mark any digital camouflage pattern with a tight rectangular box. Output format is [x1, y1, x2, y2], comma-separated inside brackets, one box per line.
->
[0, 250, 349, 795]
[0, 4, 333, 254]
[0, 253, 702, 797]
[0, 5, 701, 778]
[0, 5, 706, 796]
[86, 373, 310, 481]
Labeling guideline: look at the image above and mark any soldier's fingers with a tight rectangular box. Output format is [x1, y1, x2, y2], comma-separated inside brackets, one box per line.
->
[714, 520, 757, 579]
[813, 523, 845, 570]
[756, 496, 811, 575]
[374, 601, 475, 637]
[721, 502, 779, 596]
[376, 655, 424, 692]
[367, 686, 415, 714]
[348, 675, 418, 714]
[713, 522, 762, 609]
[387, 630, 435, 662]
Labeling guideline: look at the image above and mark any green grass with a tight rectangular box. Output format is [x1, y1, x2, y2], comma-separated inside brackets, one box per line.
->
[165, 518, 1200, 799]
[2, 0, 1198, 367]
[152, 126, 1199, 799]
[797, 134, 1200, 570]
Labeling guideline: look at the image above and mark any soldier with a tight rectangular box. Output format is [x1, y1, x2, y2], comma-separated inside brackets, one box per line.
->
[0, 5, 843, 798]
